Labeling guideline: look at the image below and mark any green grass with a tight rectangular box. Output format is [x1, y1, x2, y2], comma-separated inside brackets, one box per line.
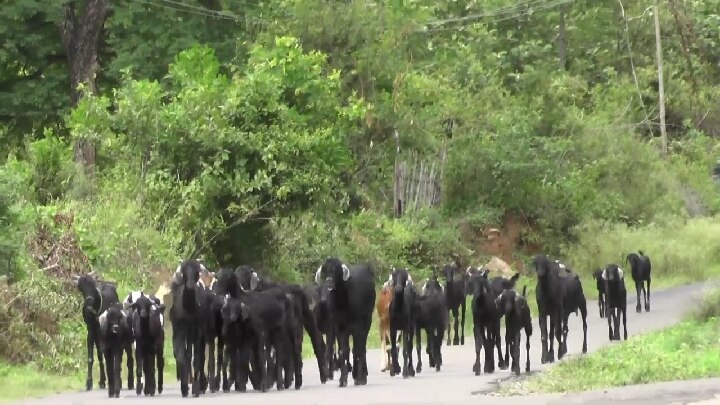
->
[498, 290, 720, 395]
[0, 360, 83, 402]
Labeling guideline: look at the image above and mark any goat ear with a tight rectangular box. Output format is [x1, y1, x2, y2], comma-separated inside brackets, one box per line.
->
[240, 302, 250, 320]
[342, 264, 351, 281]
[250, 272, 259, 291]
[618, 268, 624, 279]
[511, 273, 520, 282]
[314, 266, 322, 285]
[601, 269, 608, 280]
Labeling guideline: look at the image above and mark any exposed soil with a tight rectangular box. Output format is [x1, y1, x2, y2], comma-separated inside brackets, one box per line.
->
[460, 211, 543, 274]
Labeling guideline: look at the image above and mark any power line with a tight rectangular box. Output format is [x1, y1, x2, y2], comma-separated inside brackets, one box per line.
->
[423, 0, 573, 28]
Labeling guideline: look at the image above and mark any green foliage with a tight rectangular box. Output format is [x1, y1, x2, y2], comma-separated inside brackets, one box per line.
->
[0, 159, 27, 278]
[270, 208, 467, 284]
[25, 131, 73, 204]
[76, 39, 367, 263]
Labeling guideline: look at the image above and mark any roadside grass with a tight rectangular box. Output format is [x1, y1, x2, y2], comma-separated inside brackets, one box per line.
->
[0, 360, 83, 402]
[497, 289, 720, 395]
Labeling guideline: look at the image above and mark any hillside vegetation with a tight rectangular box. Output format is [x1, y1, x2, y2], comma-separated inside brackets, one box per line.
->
[1, 0, 720, 387]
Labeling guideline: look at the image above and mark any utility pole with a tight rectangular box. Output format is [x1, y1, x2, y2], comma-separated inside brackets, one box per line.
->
[653, 0, 668, 157]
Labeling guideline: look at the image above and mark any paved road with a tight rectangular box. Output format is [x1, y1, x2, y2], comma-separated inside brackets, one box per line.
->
[13, 281, 717, 405]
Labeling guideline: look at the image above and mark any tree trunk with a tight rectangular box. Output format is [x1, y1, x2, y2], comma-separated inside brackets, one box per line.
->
[557, 5, 567, 71]
[653, 0, 668, 157]
[58, 0, 109, 178]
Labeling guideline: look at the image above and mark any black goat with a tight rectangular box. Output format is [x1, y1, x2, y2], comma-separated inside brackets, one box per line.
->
[487, 272, 520, 370]
[557, 264, 588, 359]
[127, 292, 165, 396]
[169, 259, 211, 397]
[73, 272, 130, 391]
[602, 264, 628, 340]
[592, 268, 607, 318]
[197, 269, 226, 394]
[387, 267, 417, 378]
[467, 269, 501, 375]
[315, 258, 375, 387]
[626, 251, 652, 312]
[415, 273, 446, 373]
[98, 303, 132, 398]
[442, 258, 467, 346]
[236, 266, 328, 387]
[220, 287, 293, 392]
[305, 282, 338, 380]
[495, 286, 532, 375]
[531, 255, 565, 364]
[214, 268, 255, 392]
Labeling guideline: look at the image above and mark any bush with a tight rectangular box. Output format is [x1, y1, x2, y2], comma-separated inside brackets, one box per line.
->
[269, 208, 468, 285]
[26, 131, 73, 205]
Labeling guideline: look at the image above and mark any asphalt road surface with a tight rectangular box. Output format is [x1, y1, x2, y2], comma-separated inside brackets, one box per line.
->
[14, 281, 715, 405]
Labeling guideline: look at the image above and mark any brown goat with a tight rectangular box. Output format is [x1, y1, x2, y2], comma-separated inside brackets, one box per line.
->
[376, 280, 394, 372]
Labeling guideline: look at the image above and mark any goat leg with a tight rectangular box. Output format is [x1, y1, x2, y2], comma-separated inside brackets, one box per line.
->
[645, 279, 651, 312]
[135, 345, 144, 396]
[125, 342, 134, 391]
[538, 314, 548, 364]
[85, 331, 95, 391]
[460, 301, 466, 345]
[96, 337, 107, 389]
[157, 348, 164, 394]
[472, 324, 482, 375]
[415, 327, 422, 373]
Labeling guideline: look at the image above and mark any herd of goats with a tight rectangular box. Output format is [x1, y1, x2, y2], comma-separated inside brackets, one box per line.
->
[71, 251, 653, 398]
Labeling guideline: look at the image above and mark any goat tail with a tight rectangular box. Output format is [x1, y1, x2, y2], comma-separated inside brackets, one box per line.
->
[638, 249, 644, 256]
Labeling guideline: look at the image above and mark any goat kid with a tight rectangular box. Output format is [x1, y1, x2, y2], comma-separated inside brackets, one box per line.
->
[495, 286, 532, 375]
[98, 304, 132, 398]
[126, 292, 166, 396]
[602, 264, 628, 340]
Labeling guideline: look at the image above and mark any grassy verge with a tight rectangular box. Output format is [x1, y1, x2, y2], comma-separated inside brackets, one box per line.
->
[498, 291, 720, 395]
[0, 361, 83, 402]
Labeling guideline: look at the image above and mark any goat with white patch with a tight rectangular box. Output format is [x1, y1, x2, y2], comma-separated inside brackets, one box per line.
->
[98, 303, 133, 398]
[602, 264, 628, 340]
[387, 268, 417, 378]
[126, 292, 166, 396]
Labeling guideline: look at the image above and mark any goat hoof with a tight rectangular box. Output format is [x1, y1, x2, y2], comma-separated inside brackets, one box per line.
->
[86, 380, 93, 391]
[416, 364, 422, 373]
[136, 383, 143, 396]
[460, 337, 465, 345]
